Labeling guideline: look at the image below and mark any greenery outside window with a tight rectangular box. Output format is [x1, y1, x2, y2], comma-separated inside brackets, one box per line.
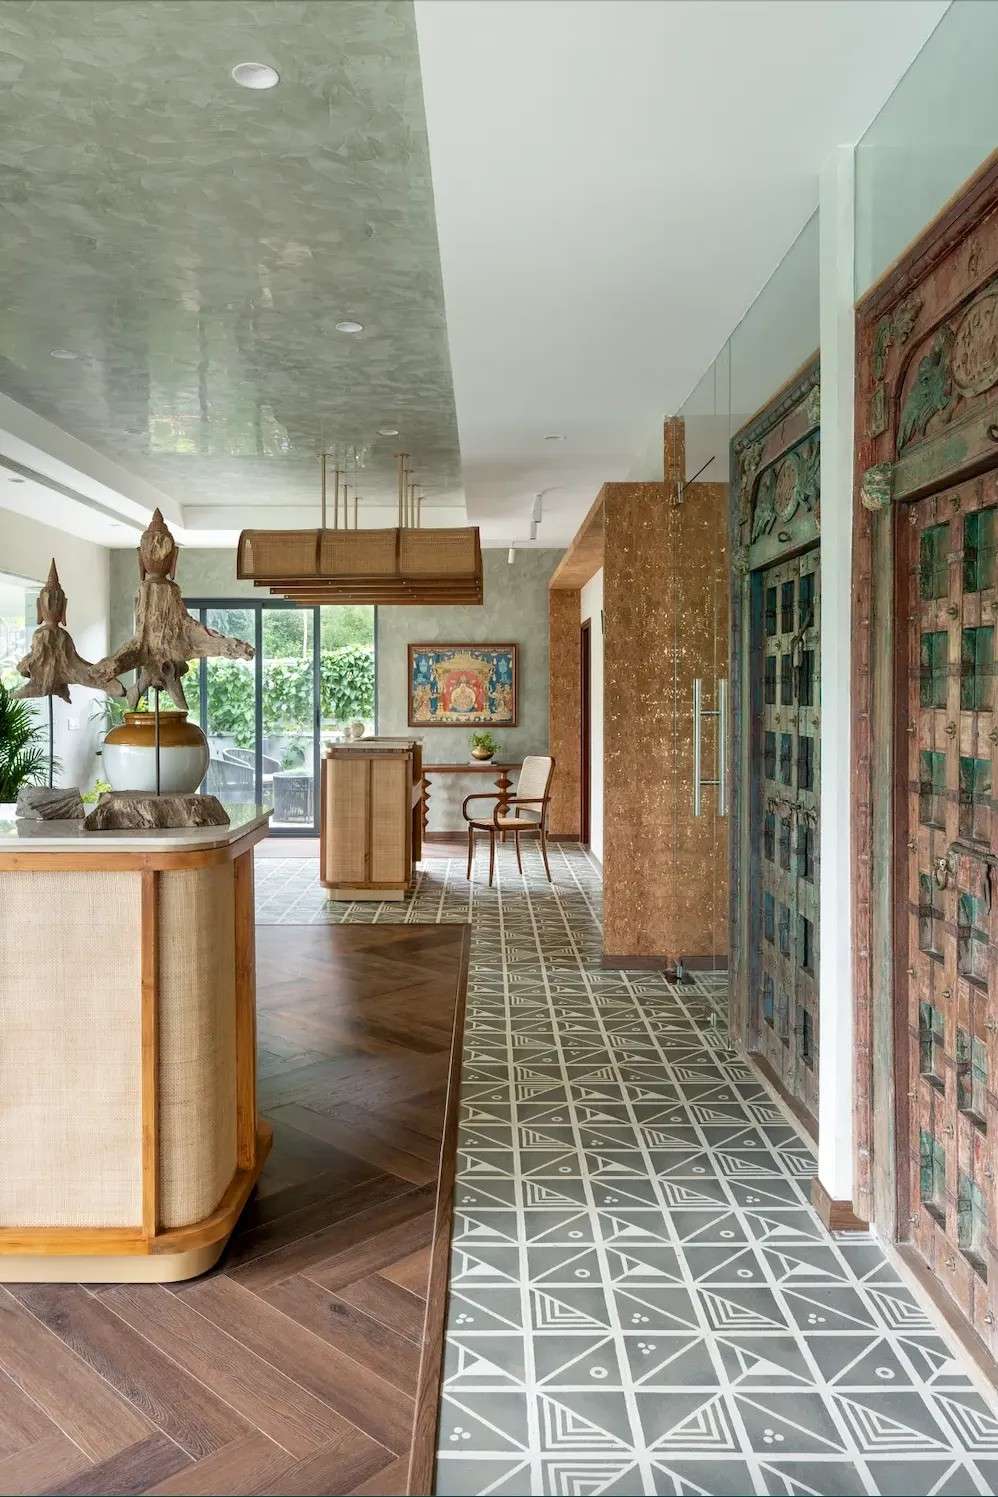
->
[180, 599, 375, 835]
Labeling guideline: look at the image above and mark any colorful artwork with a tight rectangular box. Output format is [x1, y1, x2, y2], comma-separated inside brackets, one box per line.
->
[408, 643, 517, 727]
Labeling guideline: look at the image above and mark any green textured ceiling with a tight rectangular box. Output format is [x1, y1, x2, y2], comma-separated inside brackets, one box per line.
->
[0, 0, 462, 515]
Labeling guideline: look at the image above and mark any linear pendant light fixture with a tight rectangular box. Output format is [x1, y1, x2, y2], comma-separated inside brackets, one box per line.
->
[237, 451, 483, 605]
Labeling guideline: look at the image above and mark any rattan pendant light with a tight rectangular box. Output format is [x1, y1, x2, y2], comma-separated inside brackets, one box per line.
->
[237, 453, 483, 605]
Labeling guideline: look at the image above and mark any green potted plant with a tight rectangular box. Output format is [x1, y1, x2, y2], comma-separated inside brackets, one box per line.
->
[470, 730, 499, 763]
[0, 682, 52, 802]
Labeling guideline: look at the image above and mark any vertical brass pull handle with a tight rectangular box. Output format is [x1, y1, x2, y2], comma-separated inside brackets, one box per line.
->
[717, 678, 728, 818]
[693, 678, 703, 817]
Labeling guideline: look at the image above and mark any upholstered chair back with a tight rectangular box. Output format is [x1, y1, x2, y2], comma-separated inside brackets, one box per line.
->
[515, 756, 554, 820]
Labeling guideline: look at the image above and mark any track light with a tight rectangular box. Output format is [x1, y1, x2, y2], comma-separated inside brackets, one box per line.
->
[531, 494, 543, 523]
[529, 520, 538, 541]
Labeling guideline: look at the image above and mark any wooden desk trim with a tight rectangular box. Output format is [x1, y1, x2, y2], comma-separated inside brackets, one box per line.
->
[0, 819, 270, 873]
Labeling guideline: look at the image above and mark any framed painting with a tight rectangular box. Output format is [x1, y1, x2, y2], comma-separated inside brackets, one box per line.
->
[408, 643, 518, 727]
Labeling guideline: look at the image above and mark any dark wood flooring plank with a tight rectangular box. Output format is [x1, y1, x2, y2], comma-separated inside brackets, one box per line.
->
[99, 1287, 350, 1459]
[0, 1434, 91, 1496]
[0, 1367, 67, 1459]
[179, 1279, 415, 1457]
[305, 1210, 436, 1296]
[48, 1434, 189, 1496]
[222, 1173, 412, 1274]
[228, 1182, 435, 1294]
[312, 1101, 443, 1163]
[351, 1454, 410, 1495]
[0, 1289, 152, 1464]
[258, 1052, 445, 1115]
[254, 1439, 394, 1497]
[268, 1104, 436, 1185]
[380, 1245, 433, 1296]
[8, 1286, 249, 1461]
[144, 1433, 290, 1495]
[336, 1275, 426, 1345]
[262, 1277, 422, 1393]
[250, 1115, 384, 1201]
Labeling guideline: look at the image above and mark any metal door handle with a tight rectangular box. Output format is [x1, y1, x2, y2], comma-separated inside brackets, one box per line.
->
[718, 677, 728, 817]
[693, 677, 728, 818]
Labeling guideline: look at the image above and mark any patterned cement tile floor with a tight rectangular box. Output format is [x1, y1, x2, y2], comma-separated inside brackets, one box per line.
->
[256, 846, 998, 1496]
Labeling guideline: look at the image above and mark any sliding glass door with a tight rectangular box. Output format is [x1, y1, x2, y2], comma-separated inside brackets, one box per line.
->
[184, 599, 375, 836]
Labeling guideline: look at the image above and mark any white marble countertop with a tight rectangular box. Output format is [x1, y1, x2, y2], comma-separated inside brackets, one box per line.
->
[0, 802, 272, 853]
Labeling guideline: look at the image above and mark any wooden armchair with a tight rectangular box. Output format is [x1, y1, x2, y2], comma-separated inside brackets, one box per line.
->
[462, 755, 555, 885]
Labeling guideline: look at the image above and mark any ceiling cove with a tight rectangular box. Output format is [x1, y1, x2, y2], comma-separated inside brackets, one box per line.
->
[0, 0, 464, 537]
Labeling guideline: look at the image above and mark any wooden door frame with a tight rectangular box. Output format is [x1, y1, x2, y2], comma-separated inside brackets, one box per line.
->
[580, 618, 592, 847]
[852, 151, 998, 1237]
[728, 359, 820, 1078]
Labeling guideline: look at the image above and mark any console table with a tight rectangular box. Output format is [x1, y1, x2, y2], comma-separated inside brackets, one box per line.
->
[421, 762, 521, 838]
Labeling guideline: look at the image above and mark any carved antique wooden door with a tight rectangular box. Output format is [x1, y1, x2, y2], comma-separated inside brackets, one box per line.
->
[729, 360, 820, 1129]
[903, 471, 998, 1342]
[755, 548, 820, 1121]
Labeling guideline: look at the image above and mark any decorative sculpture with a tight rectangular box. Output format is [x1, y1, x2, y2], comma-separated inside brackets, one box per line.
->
[15, 561, 124, 704]
[13, 561, 124, 821]
[98, 509, 253, 711]
[84, 509, 256, 829]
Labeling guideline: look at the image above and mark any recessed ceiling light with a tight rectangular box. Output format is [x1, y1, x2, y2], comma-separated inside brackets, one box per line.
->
[378, 425, 399, 436]
[231, 62, 280, 90]
[335, 319, 364, 334]
[49, 348, 78, 360]
[544, 433, 566, 441]
[9, 476, 24, 483]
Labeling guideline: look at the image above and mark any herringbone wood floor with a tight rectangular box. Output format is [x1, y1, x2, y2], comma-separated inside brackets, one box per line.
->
[0, 922, 468, 1496]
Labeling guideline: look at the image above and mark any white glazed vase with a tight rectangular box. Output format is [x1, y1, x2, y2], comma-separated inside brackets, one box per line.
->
[103, 711, 210, 794]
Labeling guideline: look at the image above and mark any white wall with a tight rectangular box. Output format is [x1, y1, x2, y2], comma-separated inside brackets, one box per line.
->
[0, 509, 110, 788]
[817, 147, 856, 1206]
[580, 568, 603, 863]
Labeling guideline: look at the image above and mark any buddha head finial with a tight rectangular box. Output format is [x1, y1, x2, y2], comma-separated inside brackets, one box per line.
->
[37, 559, 67, 627]
[138, 508, 178, 580]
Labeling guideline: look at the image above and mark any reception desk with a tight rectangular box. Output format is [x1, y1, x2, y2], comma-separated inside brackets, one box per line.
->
[0, 803, 271, 1282]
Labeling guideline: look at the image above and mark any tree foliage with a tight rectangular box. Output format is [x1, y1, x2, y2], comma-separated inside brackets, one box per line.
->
[204, 645, 374, 748]
[0, 682, 51, 799]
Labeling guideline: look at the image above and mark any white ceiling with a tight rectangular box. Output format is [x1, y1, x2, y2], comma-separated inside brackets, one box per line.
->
[415, 0, 949, 547]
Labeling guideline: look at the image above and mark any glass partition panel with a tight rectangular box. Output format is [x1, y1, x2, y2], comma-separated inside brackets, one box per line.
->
[855, 0, 998, 296]
[730, 212, 819, 436]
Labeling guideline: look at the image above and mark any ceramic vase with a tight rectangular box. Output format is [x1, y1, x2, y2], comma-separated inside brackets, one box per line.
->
[103, 710, 210, 794]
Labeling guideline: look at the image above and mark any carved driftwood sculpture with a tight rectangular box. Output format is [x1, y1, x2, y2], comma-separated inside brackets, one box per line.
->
[98, 509, 254, 710]
[15, 561, 125, 703]
[13, 561, 124, 821]
[84, 791, 229, 831]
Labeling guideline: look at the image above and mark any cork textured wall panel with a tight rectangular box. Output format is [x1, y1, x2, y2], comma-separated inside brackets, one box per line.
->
[603, 479, 728, 963]
[670, 481, 729, 962]
[548, 587, 581, 837]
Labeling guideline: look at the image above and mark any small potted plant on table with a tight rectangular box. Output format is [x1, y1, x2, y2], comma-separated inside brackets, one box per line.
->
[470, 730, 498, 763]
[469, 733, 496, 766]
